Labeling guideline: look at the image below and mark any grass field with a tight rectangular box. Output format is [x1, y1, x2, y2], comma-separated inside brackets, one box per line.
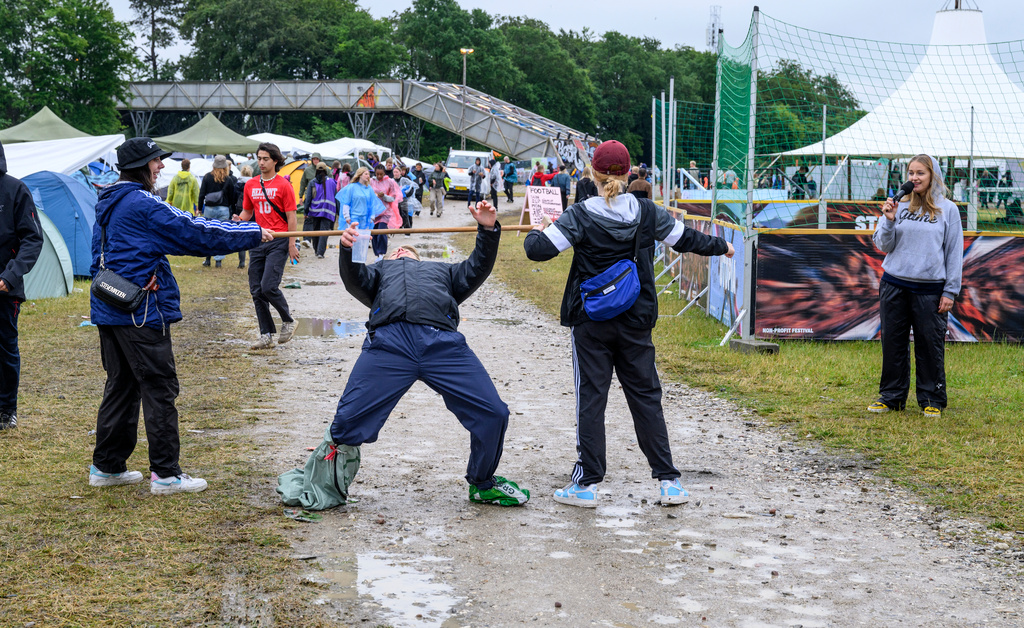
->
[458, 214, 1024, 531]
[0, 260, 334, 626]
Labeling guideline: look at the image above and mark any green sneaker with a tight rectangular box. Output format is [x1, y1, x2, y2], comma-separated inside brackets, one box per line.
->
[469, 476, 530, 506]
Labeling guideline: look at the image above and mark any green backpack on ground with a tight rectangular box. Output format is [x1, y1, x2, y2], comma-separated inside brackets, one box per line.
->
[276, 427, 360, 511]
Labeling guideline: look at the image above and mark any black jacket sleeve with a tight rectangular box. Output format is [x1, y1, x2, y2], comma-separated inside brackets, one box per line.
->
[671, 227, 729, 256]
[197, 174, 210, 214]
[523, 229, 561, 261]
[338, 245, 382, 308]
[1, 181, 43, 299]
[450, 221, 501, 304]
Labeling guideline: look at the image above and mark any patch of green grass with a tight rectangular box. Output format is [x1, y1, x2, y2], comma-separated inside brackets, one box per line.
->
[465, 218, 1024, 530]
[0, 259, 333, 626]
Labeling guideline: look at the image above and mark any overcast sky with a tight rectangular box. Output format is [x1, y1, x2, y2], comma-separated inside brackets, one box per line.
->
[109, 0, 1023, 64]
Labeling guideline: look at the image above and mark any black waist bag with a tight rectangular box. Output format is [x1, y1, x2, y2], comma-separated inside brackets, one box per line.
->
[91, 226, 146, 312]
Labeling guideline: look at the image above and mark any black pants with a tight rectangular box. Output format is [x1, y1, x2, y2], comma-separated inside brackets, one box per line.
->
[560, 189, 568, 210]
[878, 281, 948, 409]
[311, 216, 334, 257]
[94, 325, 181, 477]
[399, 200, 412, 229]
[301, 212, 315, 242]
[569, 321, 679, 486]
[0, 298, 20, 413]
[489, 187, 499, 207]
[248, 238, 293, 335]
[504, 181, 514, 203]
[372, 221, 389, 256]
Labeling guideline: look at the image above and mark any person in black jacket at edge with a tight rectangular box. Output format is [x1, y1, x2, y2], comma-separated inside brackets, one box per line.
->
[524, 139, 735, 508]
[0, 140, 44, 431]
[329, 200, 530, 507]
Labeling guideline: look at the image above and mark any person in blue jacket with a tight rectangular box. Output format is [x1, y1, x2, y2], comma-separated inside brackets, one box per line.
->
[88, 137, 273, 495]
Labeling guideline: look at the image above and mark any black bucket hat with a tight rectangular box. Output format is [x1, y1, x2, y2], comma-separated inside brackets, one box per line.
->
[116, 137, 172, 170]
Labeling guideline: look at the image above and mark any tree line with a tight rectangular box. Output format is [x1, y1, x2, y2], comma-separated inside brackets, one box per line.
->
[1, 0, 859, 166]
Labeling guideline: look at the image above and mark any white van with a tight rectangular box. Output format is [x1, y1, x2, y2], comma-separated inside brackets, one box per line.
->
[444, 149, 492, 199]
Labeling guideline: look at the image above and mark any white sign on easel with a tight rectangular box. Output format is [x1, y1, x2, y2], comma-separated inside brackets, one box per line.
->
[519, 186, 564, 229]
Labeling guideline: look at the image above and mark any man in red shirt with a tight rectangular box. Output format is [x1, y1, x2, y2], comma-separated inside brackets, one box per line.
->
[236, 143, 299, 349]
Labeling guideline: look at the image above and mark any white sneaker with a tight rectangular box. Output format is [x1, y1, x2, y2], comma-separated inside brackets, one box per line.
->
[300, 240, 312, 249]
[89, 464, 144, 487]
[250, 333, 274, 350]
[277, 321, 296, 344]
[150, 472, 208, 495]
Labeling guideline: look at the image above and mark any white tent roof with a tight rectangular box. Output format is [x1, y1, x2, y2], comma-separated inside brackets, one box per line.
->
[246, 133, 320, 156]
[783, 9, 1024, 159]
[314, 137, 391, 159]
[3, 135, 124, 179]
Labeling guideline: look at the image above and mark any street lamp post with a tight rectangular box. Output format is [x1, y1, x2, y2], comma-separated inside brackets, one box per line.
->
[460, 47, 474, 150]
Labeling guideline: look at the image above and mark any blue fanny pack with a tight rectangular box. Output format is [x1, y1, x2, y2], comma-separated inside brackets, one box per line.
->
[579, 204, 645, 321]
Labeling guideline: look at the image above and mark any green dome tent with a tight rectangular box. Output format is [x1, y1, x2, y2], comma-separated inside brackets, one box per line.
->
[154, 114, 260, 155]
[23, 210, 75, 300]
[0, 107, 92, 144]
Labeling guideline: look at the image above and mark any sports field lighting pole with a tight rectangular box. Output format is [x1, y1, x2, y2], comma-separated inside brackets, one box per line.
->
[460, 48, 474, 150]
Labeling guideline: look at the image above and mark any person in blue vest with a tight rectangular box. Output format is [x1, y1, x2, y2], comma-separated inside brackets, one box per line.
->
[0, 140, 44, 431]
[88, 137, 272, 495]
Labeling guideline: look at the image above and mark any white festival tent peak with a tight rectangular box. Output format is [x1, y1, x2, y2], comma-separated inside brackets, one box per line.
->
[246, 133, 320, 156]
[313, 137, 391, 160]
[3, 135, 124, 180]
[782, 8, 1024, 160]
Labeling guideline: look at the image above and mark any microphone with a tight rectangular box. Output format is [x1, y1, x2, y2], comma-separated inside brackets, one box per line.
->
[892, 181, 915, 204]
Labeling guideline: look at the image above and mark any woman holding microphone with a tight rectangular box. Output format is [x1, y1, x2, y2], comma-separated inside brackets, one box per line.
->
[870, 154, 963, 418]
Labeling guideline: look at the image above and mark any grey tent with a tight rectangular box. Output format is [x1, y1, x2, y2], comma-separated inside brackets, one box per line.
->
[0, 107, 92, 144]
[23, 209, 75, 300]
[155, 114, 260, 155]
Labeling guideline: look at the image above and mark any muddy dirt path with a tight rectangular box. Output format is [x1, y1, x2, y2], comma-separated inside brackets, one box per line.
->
[237, 199, 1022, 627]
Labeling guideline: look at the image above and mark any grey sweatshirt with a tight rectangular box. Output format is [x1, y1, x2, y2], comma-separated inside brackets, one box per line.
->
[872, 195, 964, 300]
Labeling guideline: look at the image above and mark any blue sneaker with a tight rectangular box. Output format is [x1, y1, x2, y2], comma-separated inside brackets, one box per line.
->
[88, 464, 144, 487]
[660, 479, 689, 505]
[553, 482, 598, 508]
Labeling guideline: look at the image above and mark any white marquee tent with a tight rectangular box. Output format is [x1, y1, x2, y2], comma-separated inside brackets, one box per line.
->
[3, 135, 124, 180]
[314, 137, 391, 160]
[246, 133, 320, 156]
[783, 8, 1024, 160]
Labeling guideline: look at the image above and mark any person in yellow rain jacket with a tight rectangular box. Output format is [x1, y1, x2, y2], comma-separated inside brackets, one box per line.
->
[166, 159, 199, 215]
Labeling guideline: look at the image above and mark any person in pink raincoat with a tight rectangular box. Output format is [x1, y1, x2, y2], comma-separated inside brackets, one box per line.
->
[369, 163, 404, 260]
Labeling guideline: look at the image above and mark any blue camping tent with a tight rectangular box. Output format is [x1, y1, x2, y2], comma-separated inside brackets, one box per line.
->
[23, 171, 96, 277]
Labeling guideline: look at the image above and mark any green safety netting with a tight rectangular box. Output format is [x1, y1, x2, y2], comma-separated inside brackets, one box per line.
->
[661, 6, 1024, 234]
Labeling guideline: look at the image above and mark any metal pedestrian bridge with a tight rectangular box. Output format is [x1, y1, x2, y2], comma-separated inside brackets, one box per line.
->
[119, 80, 594, 161]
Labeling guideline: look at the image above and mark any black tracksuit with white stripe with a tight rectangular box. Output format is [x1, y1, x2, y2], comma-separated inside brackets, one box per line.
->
[524, 195, 728, 486]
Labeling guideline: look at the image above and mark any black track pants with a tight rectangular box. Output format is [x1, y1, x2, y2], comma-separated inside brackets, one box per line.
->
[878, 281, 949, 410]
[569, 321, 679, 486]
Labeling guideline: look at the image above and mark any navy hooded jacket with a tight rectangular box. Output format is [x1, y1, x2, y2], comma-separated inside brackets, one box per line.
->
[90, 181, 263, 328]
[0, 142, 44, 301]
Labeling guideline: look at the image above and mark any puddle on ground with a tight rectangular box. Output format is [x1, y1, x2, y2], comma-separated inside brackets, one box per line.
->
[292, 318, 366, 338]
[548, 551, 573, 559]
[321, 552, 461, 627]
[302, 280, 338, 286]
[709, 549, 741, 561]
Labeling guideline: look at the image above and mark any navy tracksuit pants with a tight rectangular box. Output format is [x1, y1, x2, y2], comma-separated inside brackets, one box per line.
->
[330, 322, 509, 490]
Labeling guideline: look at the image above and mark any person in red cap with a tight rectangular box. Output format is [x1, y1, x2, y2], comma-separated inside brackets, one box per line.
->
[524, 140, 734, 508]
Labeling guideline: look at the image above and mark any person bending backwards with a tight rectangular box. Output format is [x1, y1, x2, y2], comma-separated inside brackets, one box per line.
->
[524, 140, 734, 508]
[235, 142, 298, 350]
[329, 201, 529, 506]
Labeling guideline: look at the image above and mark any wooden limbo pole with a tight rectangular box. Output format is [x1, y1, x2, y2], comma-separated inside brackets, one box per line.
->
[271, 225, 537, 238]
